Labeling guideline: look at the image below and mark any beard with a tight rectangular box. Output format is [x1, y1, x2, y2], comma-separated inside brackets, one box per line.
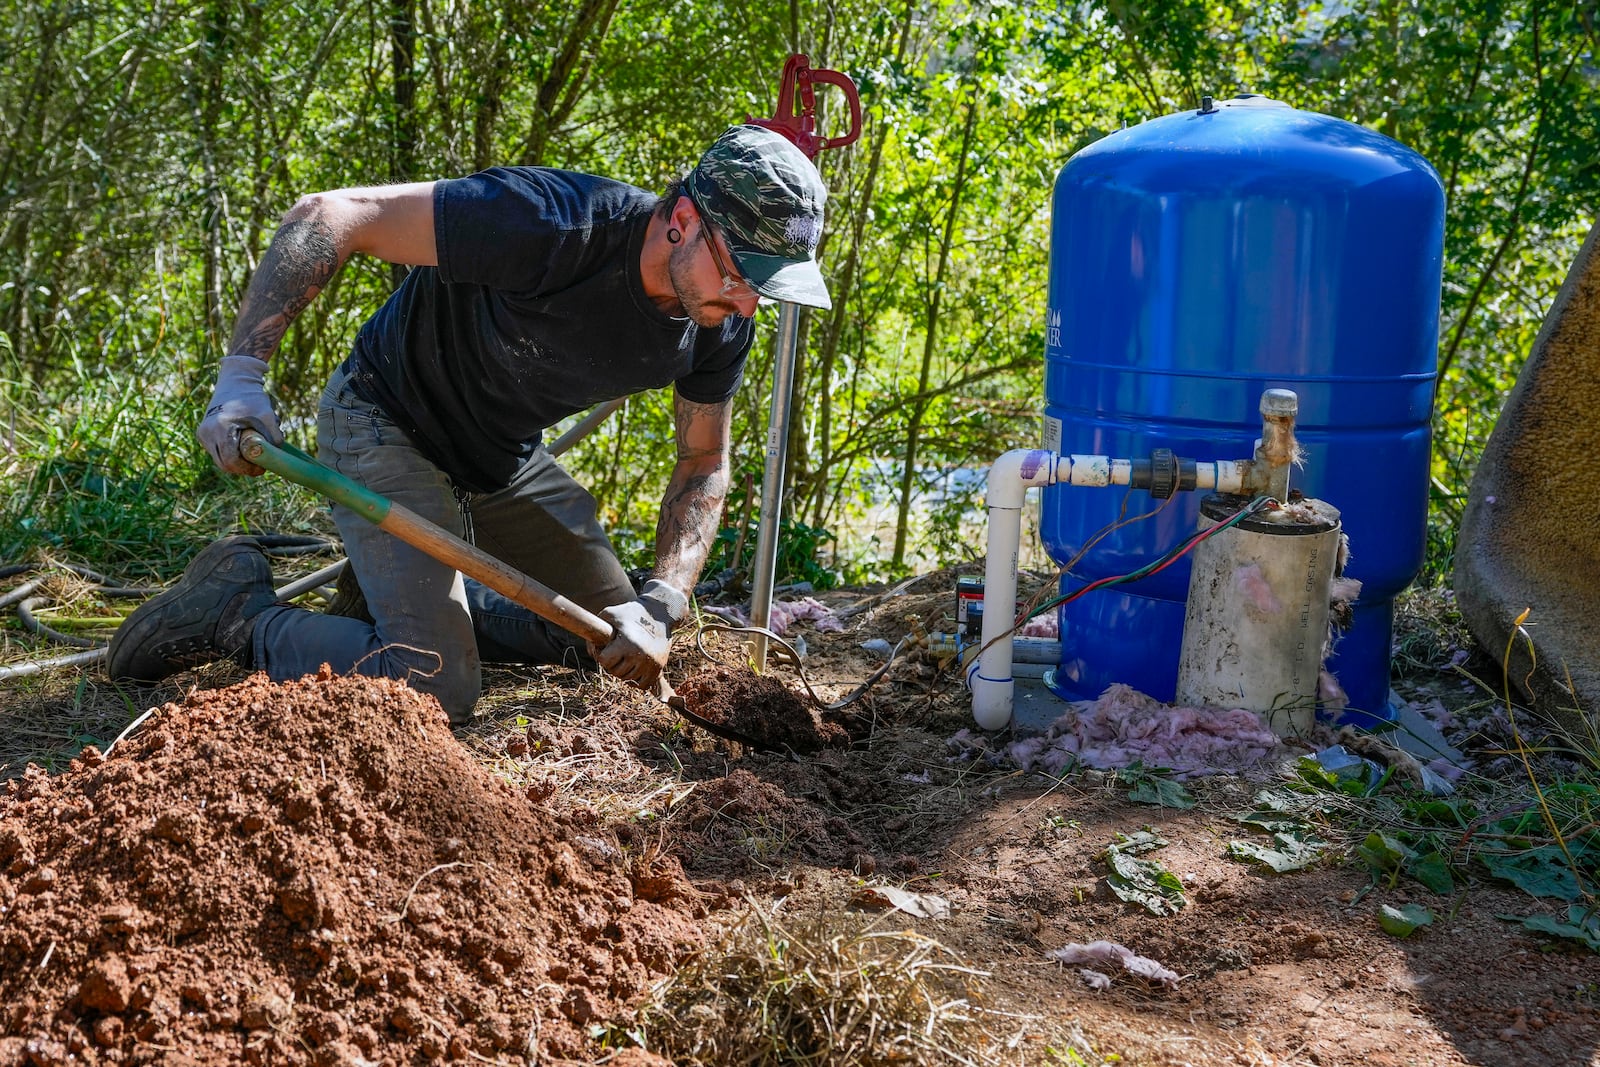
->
[667, 238, 742, 328]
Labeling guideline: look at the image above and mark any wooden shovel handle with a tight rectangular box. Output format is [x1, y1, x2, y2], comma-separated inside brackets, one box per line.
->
[238, 430, 613, 647]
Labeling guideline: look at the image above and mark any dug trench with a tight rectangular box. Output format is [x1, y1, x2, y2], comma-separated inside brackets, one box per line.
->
[2, 575, 1599, 1065]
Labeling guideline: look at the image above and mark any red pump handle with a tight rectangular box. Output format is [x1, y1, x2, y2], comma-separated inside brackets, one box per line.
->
[746, 53, 862, 161]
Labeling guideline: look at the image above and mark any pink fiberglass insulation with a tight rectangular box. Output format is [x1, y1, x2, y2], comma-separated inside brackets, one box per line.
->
[1048, 940, 1182, 990]
[992, 683, 1288, 778]
[1233, 561, 1284, 615]
[706, 596, 844, 635]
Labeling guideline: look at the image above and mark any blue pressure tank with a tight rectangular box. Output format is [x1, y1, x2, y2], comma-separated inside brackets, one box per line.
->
[1039, 95, 1445, 725]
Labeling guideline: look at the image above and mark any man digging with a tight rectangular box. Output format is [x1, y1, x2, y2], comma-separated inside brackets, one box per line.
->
[109, 125, 830, 723]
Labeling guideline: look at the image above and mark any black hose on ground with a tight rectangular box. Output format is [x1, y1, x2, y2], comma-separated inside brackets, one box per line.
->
[0, 537, 343, 658]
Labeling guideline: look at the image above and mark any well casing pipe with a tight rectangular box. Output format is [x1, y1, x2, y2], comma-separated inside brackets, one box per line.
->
[747, 301, 804, 670]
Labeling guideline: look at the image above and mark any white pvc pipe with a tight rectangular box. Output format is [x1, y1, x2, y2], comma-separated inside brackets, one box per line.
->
[967, 448, 1253, 730]
[0, 647, 108, 680]
[970, 498, 1024, 728]
[970, 450, 1062, 729]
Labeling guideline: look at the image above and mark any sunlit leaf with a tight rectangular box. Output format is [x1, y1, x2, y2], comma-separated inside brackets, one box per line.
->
[1378, 903, 1435, 938]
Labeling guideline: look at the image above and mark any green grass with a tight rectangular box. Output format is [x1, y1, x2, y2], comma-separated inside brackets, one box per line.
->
[0, 343, 329, 580]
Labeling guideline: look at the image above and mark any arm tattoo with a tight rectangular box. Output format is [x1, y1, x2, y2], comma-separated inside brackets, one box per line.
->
[229, 214, 341, 360]
[674, 397, 729, 460]
[653, 396, 732, 591]
[657, 471, 725, 564]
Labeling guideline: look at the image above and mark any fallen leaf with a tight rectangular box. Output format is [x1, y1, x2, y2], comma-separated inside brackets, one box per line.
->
[1226, 831, 1325, 873]
[1123, 774, 1196, 810]
[1101, 833, 1185, 916]
[853, 884, 951, 920]
[1499, 907, 1600, 951]
[1377, 902, 1434, 938]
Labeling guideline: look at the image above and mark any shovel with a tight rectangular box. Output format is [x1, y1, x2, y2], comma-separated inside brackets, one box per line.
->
[237, 430, 779, 751]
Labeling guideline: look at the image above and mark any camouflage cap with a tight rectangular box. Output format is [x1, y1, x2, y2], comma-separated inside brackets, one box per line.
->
[685, 125, 831, 310]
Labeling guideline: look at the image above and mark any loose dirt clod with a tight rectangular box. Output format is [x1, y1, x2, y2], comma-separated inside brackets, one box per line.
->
[0, 668, 701, 1064]
[676, 667, 847, 754]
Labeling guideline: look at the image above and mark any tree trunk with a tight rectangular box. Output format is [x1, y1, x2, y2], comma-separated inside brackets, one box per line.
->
[801, 0, 916, 527]
[520, 0, 621, 166]
[802, 114, 889, 527]
[471, 28, 509, 171]
[2, 4, 68, 368]
[391, 0, 418, 290]
[891, 92, 980, 570]
[196, 0, 230, 358]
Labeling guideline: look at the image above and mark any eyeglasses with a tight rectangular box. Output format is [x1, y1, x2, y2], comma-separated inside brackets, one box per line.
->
[698, 222, 759, 302]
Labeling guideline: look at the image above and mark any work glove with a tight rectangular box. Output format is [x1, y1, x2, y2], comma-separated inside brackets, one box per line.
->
[197, 355, 282, 476]
[593, 579, 689, 688]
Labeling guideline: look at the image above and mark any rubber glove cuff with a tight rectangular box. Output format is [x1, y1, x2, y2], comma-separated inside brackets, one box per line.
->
[638, 578, 690, 631]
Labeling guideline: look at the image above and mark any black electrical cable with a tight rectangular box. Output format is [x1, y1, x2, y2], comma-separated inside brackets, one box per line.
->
[17, 597, 100, 648]
[692, 621, 911, 712]
[1014, 491, 1176, 629]
[1024, 496, 1275, 621]
[252, 534, 342, 557]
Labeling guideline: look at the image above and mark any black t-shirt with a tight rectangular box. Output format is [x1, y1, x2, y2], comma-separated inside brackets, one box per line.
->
[346, 168, 752, 492]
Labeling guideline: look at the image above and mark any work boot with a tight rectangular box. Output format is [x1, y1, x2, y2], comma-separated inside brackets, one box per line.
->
[324, 562, 374, 624]
[107, 536, 278, 683]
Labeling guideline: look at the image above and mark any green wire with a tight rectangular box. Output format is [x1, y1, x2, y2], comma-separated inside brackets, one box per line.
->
[1025, 495, 1274, 622]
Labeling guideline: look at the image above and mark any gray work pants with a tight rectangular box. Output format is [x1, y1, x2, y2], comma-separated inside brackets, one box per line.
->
[248, 363, 636, 723]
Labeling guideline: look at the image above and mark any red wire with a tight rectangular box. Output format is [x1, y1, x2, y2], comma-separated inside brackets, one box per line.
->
[1024, 498, 1272, 622]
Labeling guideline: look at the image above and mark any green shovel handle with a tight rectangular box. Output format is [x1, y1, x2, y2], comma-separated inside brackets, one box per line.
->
[240, 432, 391, 525]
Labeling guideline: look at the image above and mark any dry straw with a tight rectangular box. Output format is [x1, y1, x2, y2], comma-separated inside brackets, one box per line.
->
[621, 903, 1004, 1066]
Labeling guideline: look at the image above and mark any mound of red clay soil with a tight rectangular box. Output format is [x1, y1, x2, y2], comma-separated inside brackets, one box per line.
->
[676, 668, 848, 754]
[0, 668, 699, 1065]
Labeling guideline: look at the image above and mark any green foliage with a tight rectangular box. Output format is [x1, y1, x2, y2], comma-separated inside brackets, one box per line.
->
[1326, 788, 1596, 903]
[0, 335, 195, 572]
[735, 518, 837, 591]
[1481, 846, 1586, 902]
[6, 452, 179, 564]
[1099, 829, 1187, 916]
[1378, 902, 1436, 938]
[1354, 829, 1455, 893]
[1298, 753, 1391, 796]
[1116, 765, 1197, 809]
[703, 466, 839, 589]
[1226, 801, 1329, 873]
[1501, 906, 1600, 952]
[0, 338, 319, 576]
[0, 0, 1596, 586]
[1228, 831, 1326, 874]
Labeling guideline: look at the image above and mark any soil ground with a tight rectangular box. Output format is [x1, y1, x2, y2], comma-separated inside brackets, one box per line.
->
[2, 564, 1598, 1065]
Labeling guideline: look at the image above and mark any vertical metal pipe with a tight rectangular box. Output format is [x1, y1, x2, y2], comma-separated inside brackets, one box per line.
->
[1253, 388, 1299, 501]
[747, 301, 804, 669]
